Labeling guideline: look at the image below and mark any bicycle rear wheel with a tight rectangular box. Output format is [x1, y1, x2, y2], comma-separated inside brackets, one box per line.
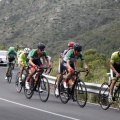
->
[59, 78, 69, 104]
[7, 67, 12, 83]
[99, 82, 111, 110]
[24, 77, 34, 99]
[15, 72, 22, 93]
[75, 79, 87, 108]
[38, 76, 50, 102]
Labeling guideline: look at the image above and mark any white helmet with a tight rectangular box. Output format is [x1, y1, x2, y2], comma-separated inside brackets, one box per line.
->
[24, 48, 30, 54]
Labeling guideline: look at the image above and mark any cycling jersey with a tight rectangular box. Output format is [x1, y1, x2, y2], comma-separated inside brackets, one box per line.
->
[110, 51, 120, 73]
[63, 49, 84, 63]
[7, 49, 17, 57]
[27, 49, 48, 66]
[59, 49, 84, 73]
[60, 49, 69, 58]
[110, 51, 120, 63]
[17, 49, 24, 57]
[18, 51, 27, 66]
[7, 47, 17, 66]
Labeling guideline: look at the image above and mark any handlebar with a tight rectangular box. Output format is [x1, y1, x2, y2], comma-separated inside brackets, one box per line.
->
[44, 68, 52, 74]
[36, 66, 50, 72]
[74, 70, 89, 76]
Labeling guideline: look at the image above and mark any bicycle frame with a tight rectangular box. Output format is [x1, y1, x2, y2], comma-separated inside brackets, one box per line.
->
[68, 70, 88, 97]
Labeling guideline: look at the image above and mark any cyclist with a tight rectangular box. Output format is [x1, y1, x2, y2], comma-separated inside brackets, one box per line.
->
[18, 48, 31, 83]
[5, 46, 17, 80]
[108, 48, 120, 103]
[25, 42, 52, 89]
[59, 41, 75, 63]
[55, 42, 75, 95]
[55, 43, 89, 96]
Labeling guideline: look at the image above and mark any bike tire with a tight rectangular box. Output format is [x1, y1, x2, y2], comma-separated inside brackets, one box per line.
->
[59, 78, 69, 104]
[75, 79, 87, 108]
[7, 67, 12, 83]
[38, 76, 50, 102]
[24, 77, 34, 99]
[116, 88, 120, 110]
[99, 82, 111, 110]
[15, 72, 22, 93]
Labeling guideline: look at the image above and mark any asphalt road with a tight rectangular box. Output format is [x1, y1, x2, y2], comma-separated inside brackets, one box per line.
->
[0, 67, 120, 120]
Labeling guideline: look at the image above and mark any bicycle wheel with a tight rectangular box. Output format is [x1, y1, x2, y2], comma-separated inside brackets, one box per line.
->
[7, 67, 12, 83]
[59, 78, 69, 104]
[116, 88, 120, 110]
[24, 77, 34, 99]
[15, 72, 22, 93]
[75, 79, 87, 108]
[38, 76, 50, 102]
[99, 82, 111, 110]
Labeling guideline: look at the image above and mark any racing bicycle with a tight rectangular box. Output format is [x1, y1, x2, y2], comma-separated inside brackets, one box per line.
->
[24, 66, 50, 102]
[59, 70, 88, 108]
[99, 74, 120, 110]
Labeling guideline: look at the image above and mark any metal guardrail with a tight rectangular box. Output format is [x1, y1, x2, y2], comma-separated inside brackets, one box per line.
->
[43, 74, 101, 94]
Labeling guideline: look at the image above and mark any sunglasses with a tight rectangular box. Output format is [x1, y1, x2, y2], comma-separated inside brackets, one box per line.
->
[40, 49, 44, 52]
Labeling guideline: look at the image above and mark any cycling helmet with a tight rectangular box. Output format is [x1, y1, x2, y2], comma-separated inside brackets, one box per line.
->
[68, 42, 75, 47]
[9, 47, 15, 52]
[73, 43, 82, 52]
[24, 48, 30, 54]
[37, 42, 45, 50]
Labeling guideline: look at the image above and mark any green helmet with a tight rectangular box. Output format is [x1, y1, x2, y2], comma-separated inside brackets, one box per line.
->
[9, 47, 15, 52]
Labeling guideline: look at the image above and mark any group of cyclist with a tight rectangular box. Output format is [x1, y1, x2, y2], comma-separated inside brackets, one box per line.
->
[5, 43, 52, 90]
[4, 41, 120, 104]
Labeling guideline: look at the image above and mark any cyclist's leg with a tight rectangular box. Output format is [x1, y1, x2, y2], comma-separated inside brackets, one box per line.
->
[25, 68, 35, 89]
[55, 61, 65, 96]
[25, 59, 40, 89]
[63, 63, 74, 88]
[109, 69, 116, 102]
[5, 57, 11, 79]
[19, 63, 24, 82]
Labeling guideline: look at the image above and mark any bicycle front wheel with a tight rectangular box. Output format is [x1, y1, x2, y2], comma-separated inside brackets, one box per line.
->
[15, 72, 22, 93]
[75, 79, 87, 108]
[24, 77, 34, 99]
[99, 82, 111, 110]
[38, 76, 50, 102]
[7, 67, 12, 83]
[116, 88, 120, 110]
[59, 78, 69, 104]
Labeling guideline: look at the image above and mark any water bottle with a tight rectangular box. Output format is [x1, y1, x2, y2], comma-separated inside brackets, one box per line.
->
[22, 74, 25, 80]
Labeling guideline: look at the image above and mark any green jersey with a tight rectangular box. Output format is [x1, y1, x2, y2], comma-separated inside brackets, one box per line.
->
[110, 51, 120, 63]
[63, 49, 84, 63]
[7, 48, 17, 56]
[27, 49, 48, 60]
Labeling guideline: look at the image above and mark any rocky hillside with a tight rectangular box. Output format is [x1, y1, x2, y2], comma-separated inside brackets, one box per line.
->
[0, 0, 120, 56]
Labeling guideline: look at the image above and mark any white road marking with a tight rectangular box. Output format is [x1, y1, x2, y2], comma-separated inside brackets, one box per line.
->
[0, 97, 80, 120]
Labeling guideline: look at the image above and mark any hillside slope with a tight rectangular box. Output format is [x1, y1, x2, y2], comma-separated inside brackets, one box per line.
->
[0, 0, 120, 56]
